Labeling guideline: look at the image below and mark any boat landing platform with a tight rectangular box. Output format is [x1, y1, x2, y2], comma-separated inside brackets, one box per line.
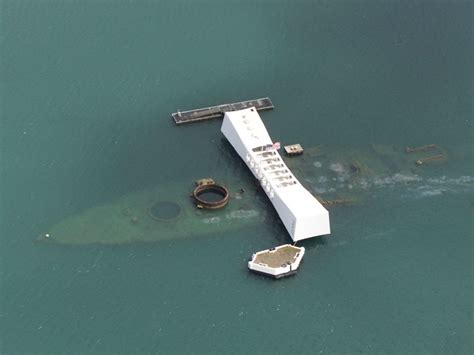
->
[248, 244, 305, 279]
[172, 97, 273, 125]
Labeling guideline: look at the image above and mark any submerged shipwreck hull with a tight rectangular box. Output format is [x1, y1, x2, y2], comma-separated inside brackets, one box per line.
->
[39, 181, 267, 245]
[38, 120, 450, 246]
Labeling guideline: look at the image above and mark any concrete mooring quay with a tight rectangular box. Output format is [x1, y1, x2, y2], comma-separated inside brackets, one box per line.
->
[171, 97, 274, 125]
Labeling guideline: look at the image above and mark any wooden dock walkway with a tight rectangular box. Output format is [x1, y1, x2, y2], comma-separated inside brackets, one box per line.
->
[171, 97, 273, 125]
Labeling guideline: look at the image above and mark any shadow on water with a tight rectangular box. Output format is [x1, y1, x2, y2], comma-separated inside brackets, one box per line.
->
[300, 235, 329, 250]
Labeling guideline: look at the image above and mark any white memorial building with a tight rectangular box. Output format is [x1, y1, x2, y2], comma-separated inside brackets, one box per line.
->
[221, 107, 330, 242]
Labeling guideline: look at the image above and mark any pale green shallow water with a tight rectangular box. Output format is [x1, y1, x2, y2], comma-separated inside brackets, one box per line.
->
[0, 1, 472, 354]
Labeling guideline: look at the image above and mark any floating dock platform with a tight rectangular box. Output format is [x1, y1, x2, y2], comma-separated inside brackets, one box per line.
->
[248, 244, 305, 279]
[171, 97, 273, 125]
[284, 143, 304, 156]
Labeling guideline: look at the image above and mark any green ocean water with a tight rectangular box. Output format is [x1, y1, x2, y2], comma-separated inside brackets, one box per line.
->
[0, 0, 472, 353]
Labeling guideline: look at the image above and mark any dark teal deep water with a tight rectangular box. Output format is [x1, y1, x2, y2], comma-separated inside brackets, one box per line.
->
[1, 1, 472, 353]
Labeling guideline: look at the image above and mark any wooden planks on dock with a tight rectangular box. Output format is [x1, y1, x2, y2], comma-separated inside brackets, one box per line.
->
[171, 97, 274, 125]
